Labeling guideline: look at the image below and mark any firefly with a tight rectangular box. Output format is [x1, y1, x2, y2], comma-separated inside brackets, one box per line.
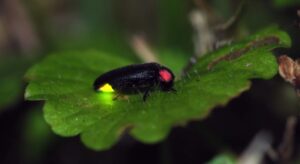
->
[93, 63, 176, 101]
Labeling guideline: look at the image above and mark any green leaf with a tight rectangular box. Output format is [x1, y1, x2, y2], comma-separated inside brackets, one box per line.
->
[25, 27, 291, 150]
[206, 153, 236, 164]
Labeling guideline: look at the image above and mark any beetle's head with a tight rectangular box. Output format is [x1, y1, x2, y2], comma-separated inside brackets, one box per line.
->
[158, 67, 175, 91]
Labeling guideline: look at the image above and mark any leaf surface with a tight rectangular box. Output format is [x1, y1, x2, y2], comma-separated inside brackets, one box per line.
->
[25, 27, 291, 150]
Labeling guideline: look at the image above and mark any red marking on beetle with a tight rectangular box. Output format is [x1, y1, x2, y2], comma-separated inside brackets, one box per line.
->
[159, 69, 172, 82]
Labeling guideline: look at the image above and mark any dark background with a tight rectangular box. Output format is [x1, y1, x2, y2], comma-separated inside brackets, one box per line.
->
[0, 0, 300, 163]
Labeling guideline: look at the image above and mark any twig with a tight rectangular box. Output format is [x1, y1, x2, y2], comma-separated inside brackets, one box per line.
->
[214, 0, 245, 32]
[277, 116, 297, 163]
[237, 131, 273, 164]
[130, 34, 159, 63]
[181, 1, 244, 77]
[275, 55, 300, 163]
[181, 10, 215, 77]
[193, 0, 217, 23]
[190, 10, 215, 57]
[267, 116, 298, 163]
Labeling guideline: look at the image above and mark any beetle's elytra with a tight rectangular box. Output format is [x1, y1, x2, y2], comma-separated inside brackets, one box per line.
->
[93, 62, 176, 101]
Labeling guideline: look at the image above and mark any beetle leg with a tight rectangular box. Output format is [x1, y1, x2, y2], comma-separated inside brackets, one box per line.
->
[113, 94, 120, 101]
[113, 94, 129, 101]
[170, 88, 177, 93]
[143, 89, 150, 101]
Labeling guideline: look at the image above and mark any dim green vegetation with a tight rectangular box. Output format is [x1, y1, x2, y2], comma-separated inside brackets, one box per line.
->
[0, 57, 31, 110]
[272, 0, 300, 8]
[24, 27, 290, 150]
[206, 153, 236, 164]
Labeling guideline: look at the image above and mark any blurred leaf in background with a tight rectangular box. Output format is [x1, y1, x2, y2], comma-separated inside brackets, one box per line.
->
[272, 0, 300, 8]
[158, 0, 192, 52]
[22, 106, 53, 163]
[24, 0, 138, 62]
[0, 57, 32, 110]
[206, 153, 236, 164]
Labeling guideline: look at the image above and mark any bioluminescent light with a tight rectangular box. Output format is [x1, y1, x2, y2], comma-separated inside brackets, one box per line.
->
[97, 92, 114, 106]
[99, 83, 115, 92]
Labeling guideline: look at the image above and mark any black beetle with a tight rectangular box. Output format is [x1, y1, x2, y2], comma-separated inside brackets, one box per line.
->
[93, 62, 175, 101]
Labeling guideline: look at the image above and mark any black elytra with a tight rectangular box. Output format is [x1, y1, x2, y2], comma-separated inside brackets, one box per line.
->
[93, 62, 176, 101]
